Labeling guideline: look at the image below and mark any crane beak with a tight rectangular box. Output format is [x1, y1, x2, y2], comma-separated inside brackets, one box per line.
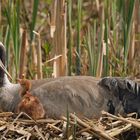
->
[0, 59, 13, 80]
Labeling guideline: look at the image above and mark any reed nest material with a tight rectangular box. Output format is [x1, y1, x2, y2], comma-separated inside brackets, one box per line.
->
[0, 112, 140, 140]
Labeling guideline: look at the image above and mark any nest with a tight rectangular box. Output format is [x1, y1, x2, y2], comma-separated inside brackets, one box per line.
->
[0, 111, 140, 140]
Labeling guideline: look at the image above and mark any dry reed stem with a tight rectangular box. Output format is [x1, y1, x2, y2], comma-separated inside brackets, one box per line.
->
[33, 31, 42, 79]
[45, 55, 62, 64]
[70, 113, 114, 140]
[1, 112, 35, 139]
[47, 123, 62, 132]
[102, 111, 140, 129]
[96, 4, 105, 77]
[50, 0, 57, 38]
[34, 125, 45, 140]
[52, 0, 67, 77]
[19, 29, 27, 78]
[0, 112, 13, 117]
[107, 124, 132, 137]
[0, 0, 1, 26]
[128, 13, 135, 71]
[107, 120, 123, 128]
[0, 111, 140, 139]
[31, 42, 37, 80]
[16, 119, 60, 125]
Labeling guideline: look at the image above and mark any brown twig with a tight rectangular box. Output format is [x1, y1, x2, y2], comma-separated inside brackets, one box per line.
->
[16, 118, 60, 125]
[102, 111, 140, 129]
[60, 116, 75, 125]
[47, 123, 62, 132]
[1, 112, 35, 139]
[106, 124, 132, 137]
[70, 113, 115, 140]
[0, 112, 13, 117]
[34, 125, 45, 140]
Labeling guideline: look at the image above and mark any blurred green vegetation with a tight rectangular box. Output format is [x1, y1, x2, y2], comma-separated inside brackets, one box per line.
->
[0, 0, 140, 80]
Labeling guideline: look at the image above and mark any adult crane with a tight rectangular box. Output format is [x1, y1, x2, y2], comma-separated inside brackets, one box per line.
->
[0, 42, 139, 119]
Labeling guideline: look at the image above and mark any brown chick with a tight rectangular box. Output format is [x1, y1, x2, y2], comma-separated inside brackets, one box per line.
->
[17, 74, 31, 97]
[17, 76, 45, 120]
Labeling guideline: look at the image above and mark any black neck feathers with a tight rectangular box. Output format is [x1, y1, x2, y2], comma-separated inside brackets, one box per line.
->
[0, 43, 6, 87]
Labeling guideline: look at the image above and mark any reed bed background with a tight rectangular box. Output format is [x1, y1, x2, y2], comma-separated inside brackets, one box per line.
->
[0, 0, 140, 81]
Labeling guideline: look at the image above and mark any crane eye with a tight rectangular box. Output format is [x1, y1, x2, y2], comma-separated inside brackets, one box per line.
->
[126, 81, 132, 91]
[125, 80, 139, 95]
[125, 80, 137, 93]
